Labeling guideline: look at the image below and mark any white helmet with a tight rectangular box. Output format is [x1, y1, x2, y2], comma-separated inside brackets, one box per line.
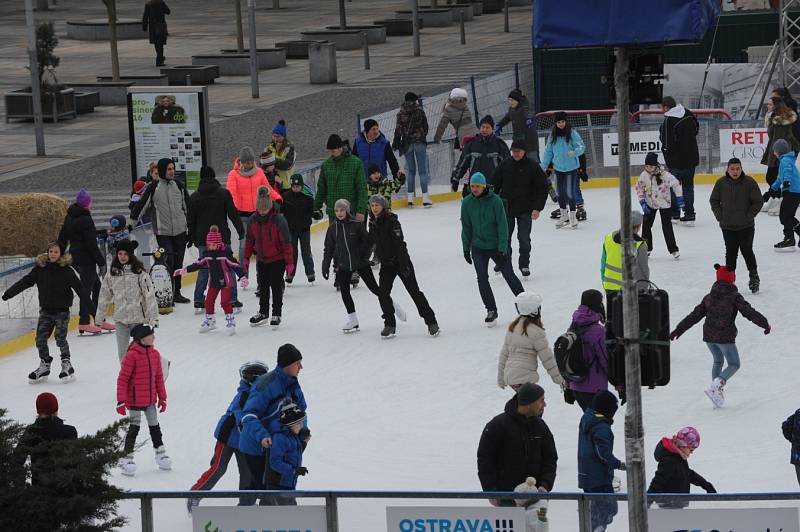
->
[450, 87, 468, 100]
[515, 292, 543, 318]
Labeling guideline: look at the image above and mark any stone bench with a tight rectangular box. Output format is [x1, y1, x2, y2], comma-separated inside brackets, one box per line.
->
[160, 65, 220, 85]
[192, 50, 286, 76]
[299, 30, 364, 51]
[275, 40, 329, 60]
[324, 25, 386, 44]
[395, 8, 453, 27]
[373, 19, 414, 36]
[75, 91, 100, 114]
[65, 81, 134, 106]
[66, 18, 147, 41]
[96, 75, 168, 86]
[219, 48, 287, 69]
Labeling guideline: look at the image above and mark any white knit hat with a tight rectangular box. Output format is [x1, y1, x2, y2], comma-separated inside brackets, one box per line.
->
[450, 88, 468, 100]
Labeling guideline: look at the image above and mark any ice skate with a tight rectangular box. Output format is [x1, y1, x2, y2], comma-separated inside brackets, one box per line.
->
[342, 312, 359, 333]
[749, 271, 760, 293]
[520, 267, 531, 278]
[427, 322, 440, 337]
[394, 301, 407, 322]
[120, 455, 137, 477]
[199, 315, 216, 333]
[249, 312, 269, 327]
[422, 193, 433, 208]
[231, 301, 243, 314]
[28, 358, 51, 383]
[407, 193, 415, 207]
[704, 378, 725, 408]
[58, 359, 75, 382]
[485, 310, 498, 327]
[193, 302, 205, 315]
[774, 237, 796, 251]
[155, 446, 172, 470]
[569, 210, 578, 229]
[186, 497, 200, 514]
[761, 197, 771, 212]
[307, 274, 316, 286]
[350, 271, 360, 288]
[576, 205, 587, 221]
[679, 216, 695, 226]
[99, 321, 116, 332]
[549, 207, 561, 219]
[671, 251, 681, 260]
[225, 314, 236, 335]
[78, 323, 102, 335]
[380, 325, 396, 339]
[555, 209, 569, 228]
[270, 316, 281, 330]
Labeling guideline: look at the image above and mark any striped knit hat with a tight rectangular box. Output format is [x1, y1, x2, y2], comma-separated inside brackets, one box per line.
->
[206, 225, 223, 248]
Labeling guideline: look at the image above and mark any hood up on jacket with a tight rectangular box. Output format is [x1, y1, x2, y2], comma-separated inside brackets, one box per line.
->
[654, 437, 685, 462]
[35, 253, 73, 268]
[196, 177, 222, 195]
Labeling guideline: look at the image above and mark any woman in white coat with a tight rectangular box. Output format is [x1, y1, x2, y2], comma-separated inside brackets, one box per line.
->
[497, 292, 565, 390]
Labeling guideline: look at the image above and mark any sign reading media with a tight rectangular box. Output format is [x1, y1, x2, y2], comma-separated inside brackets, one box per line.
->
[191, 505, 327, 532]
[649, 506, 800, 532]
[602, 131, 663, 167]
[387, 506, 526, 532]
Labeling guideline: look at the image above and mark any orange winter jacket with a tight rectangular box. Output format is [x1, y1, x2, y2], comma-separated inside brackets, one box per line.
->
[226, 158, 282, 214]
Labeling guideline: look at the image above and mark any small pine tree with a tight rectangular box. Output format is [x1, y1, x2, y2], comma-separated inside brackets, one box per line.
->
[0, 409, 129, 532]
[35, 21, 59, 87]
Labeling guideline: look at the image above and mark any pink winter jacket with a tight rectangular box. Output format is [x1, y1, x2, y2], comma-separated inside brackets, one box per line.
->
[635, 168, 683, 210]
[117, 342, 166, 409]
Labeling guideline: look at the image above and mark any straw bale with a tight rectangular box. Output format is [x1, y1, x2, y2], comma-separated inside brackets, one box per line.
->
[0, 193, 68, 257]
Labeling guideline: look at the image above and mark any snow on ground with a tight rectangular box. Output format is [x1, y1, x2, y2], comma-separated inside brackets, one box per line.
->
[1, 185, 799, 531]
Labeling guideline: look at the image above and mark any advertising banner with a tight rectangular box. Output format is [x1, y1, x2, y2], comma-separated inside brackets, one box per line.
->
[191, 505, 328, 532]
[649, 506, 800, 532]
[387, 506, 527, 532]
[719, 127, 768, 170]
[602, 131, 663, 167]
[127, 86, 210, 192]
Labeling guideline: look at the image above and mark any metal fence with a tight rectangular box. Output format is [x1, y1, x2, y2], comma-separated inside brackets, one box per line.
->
[120, 489, 800, 532]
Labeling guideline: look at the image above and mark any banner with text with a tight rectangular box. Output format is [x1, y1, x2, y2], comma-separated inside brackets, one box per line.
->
[649, 506, 800, 532]
[387, 506, 526, 532]
[602, 131, 663, 167]
[719, 127, 768, 170]
[192, 505, 328, 532]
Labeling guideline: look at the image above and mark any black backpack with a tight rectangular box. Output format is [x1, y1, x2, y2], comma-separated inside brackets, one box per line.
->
[554, 324, 592, 383]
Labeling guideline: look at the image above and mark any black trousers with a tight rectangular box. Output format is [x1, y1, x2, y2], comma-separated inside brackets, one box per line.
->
[73, 262, 99, 325]
[336, 266, 380, 314]
[378, 264, 436, 327]
[190, 442, 252, 506]
[155, 233, 187, 295]
[154, 43, 165, 64]
[779, 191, 800, 240]
[241, 452, 266, 506]
[642, 208, 678, 254]
[573, 391, 596, 412]
[721, 226, 757, 273]
[763, 166, 779, 202]
[256, 260, 285, 316]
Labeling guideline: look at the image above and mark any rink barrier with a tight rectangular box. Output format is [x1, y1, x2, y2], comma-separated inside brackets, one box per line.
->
[119, 489, 800, 532]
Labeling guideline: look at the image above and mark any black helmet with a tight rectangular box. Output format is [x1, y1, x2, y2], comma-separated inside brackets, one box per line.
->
[239, 360, 269, 382]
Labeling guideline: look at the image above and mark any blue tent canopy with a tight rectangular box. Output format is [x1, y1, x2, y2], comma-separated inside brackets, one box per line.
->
[533, 0, 720, 49]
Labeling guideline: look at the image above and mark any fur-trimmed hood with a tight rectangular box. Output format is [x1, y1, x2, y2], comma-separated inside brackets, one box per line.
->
[35, 253, 73, 268]
[769, 110, 797, 126]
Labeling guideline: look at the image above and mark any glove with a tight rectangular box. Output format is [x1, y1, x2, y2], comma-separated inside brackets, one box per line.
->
[295, 466, 308, 476]
[158, 399, 167, 413]
[116, 402, 127, 416]
[563, 388, 575, 405]
[494, 252, 508, 268]
[240, 276, 249, 289]
[286, 263, 295, 278]
[173, 268, 187, 277]
[463, 250, 472, 265]
[764, 326, 771, 335]
[525, 117, 533, 129]
[312, 210, 324, 221]
[578, 168, 588, 182]
[322, 269, 330, 280]
[186, 240, 193, 249]
[783, 179, 791, 190]
[640, 200, 652, 216]
[703, 483, 717, 494]
[126, 224, 134, 233]
[98, 264, 107, 278]
[494, 125, 503, 136]
[669, 330, 680, 341]
[299, 427, 311, 441]
[545, 167, 553, 177]
[677, 196, 686, 209]
[397, 172, 407, 186]
[618, 461, 626, 471]
[451, 175, 460, 192]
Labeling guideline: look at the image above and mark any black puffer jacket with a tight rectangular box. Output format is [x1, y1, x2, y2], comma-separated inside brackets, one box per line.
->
[477, 396, 558, 495]
[2, 253, 91, 313]
[492, 156, 549, 216]
[187, 177, 243, 246]
[57, 204, 104, 268]
[647, 438, 714, 496]
[15, 416, 78, 485]
[454, 134, 511, 183]
[322, 216, 371, 273]
[281, 190, 314, 233]
[371, 212, 411, 270]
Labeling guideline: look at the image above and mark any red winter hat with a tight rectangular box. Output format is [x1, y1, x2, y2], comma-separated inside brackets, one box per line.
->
[714, 263, 735, 284]
[133, 180, 146, 194]
[36, 392, 58, 416]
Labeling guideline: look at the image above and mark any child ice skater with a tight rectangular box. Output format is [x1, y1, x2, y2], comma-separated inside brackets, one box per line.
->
[2, 242, 93, 383]
[116, 324, 171, 476]
[647, 426, 716, 508]
[174, 225, 245, 335]
[636, 152, 684, 259]
[670, 264, 770, 407]
[281, 174, 319, 285]
[265, 405, 309, 506]
[106, 214, 131, 257]
[769, 138, 800, 249]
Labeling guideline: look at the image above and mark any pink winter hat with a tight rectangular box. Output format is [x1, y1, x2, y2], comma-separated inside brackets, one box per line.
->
[76, 188, 92, 209]
[674, 426, 700, 450]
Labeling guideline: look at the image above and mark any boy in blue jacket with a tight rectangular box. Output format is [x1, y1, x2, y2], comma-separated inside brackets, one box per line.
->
[577, 391, 626, 532]
[186, 360, 268, 512]
[265, 405, 309, 505]
[770, 139, 800, 249]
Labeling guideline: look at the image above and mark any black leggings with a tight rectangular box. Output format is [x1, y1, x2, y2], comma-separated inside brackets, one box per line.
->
[780, 191, 800, 240]
[336, 267, 380, 314]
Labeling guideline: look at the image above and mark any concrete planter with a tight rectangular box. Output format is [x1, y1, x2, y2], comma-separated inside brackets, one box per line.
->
[219, 48, 287, 70]
[66, 18, 148, 41]
[373, 18, 414, 36]
[64, 81, 134, 106]
[324, 25, 386, 44]
[447, 3, 474, 21]
[274, 40, 328, 59]
[300, 30, 364, 51]
[5, 88, 77, 123]
[96, 75, 168, 86]
[160, 65, 220, 85]
[75, 91, 100, 114]
[395, 8, 453, 27]
[309, 42, 337, 84]
[482, 0, 504, 13]
[471, 1, 483, 16]
[194, 49, 286, 75]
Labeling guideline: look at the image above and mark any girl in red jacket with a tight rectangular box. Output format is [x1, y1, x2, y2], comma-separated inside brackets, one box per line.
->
[116, 324, 170, 476]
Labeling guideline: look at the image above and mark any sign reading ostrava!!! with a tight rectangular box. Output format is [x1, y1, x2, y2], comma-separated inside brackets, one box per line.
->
[191, 505, 327, 532]
[649, 506, 800, 532]
[602, 131, 663, 167]
[387, 506, 526, 532]
[719, 127, 768, 170]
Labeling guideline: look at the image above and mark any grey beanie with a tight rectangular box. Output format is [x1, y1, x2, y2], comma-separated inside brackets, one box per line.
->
[773, 138, 791, 156]
[334, 198, 351, 212]
[368, 194, 389, 210]
[631, 210, 643, 227]
[255, 185, 273, 212]
[239, 146, 256, 164]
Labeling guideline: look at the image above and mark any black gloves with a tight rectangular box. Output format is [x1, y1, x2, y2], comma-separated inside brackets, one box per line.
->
[322, 269, 330, 280]
[186, 240, 194, 249]
[563, 388, 575, 405]
[617, 388, 627, 406]
[494, 252, 508, 268]
[299, 427, 311, 441]
[463, 250, 472, 265]
[312, 210, 324, 221]
[783, 179, 791, 190]
[578, 168, 588, 182]
[295, 466, 308, 476]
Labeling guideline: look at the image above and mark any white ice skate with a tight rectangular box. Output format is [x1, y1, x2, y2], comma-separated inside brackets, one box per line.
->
[569, 210, 578, 229]
[342, 312, 359, 333]
[671, 251, 681, 260]
[225, 314, 236, 336]
[28, 359, 51, 384]
[199, 315, 216, 333]
[270, 316, 281, 330]
[555, 209, 569, 228]
[422, 193, 433, 208]
[394, 301, 407, 322]
[704, 378, 725, 408]
[58, 359, 75, 382]
[155, 446, 172, 470]
[407, 193, 415, 207]
[120, 455, 137, 476]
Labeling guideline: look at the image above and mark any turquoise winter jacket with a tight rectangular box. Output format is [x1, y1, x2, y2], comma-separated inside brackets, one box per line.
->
[461, 187, 508, 254]
[541, 129, 585, 173]
[772, 151, 800, 194]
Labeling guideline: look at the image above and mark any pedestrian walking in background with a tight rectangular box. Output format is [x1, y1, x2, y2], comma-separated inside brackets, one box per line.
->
[452, 115, 511, 196]
[647, 427, 716, 507]
[393, 92, 432, 207]
[659, 96, 699, 224]
[635, 152, 683, 259]
[782, 408, 800, 488]
[142, 0, 170, 66]
[761, 96, 800, 212]
[670, 264, 770, 408]
[709, 157, 764, 293]
[768, 139, 800, 250]
[264, 120, 296, 191]
[541, 112, 585, 229]
[433, 87, 477, 145]
[314, 134, 369, 221]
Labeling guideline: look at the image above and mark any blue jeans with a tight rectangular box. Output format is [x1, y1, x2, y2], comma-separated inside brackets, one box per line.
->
[556, 170, 578, 210]
[405, 142, 429, 195]
[506, 214, 532, 269]
[471, 246, 523, 312]
[706, 342, 741, 382]
[670, 167, 696, 219]
[194, 245, 239, 305]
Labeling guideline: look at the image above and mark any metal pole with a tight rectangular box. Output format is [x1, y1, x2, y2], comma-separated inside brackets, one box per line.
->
[247, 0, 259, 98]
[356, 113, 361, 137]
[459, 10, 465, 45]
[614, 45, 648, 532]
[503, 0, 509, 32]
[514, 62, 519, 89]
[780, 0, 787, 86]
[362, 32, 370, 70]
[339, 0, 346, 29]
[325, 493, 340, 532]
[234, 0, 244, 52]
[411, 0, 420, 56]
[470, 76, 479, 121]
[24, 0, 45, 156]
[140, 495, 154, 532]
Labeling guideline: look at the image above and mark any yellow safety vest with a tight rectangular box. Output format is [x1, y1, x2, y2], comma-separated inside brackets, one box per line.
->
[266, 141, 294, 190]
[602, 233, 644, 291]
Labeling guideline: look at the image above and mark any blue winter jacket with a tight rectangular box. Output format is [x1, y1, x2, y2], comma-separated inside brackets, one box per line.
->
[782, 409, 800, 465]
[239, 368, 306, 456]
[354, 131, 393, 177]
[213, 379, 251, 450]
[577, 408, 621, 490]
[268, 427, 304, 489]
[771, 151, 800, 194]
[541, 129, 585, 173]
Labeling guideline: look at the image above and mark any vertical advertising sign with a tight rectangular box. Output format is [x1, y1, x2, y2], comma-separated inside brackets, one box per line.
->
[127, 86, 211, 192]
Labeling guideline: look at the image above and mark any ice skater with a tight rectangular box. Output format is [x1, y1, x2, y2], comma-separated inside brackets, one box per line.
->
[264, 405, 309, 506]
[540, 111, 585, 228]
[769, 139, 800, 250]
[281, 174, 320, 285]
[647, 427, 716, 507]
[635, 152, 683, 259]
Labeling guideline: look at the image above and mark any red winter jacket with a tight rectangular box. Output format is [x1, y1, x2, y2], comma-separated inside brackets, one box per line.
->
[117, 342, 167, 409]
[243, 208, 294, 272]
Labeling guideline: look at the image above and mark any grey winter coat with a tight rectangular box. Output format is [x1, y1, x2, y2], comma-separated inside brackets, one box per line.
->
[709, 172, 763, 231]
[433, 98, 477, 144]
[497, 95, 538, 153]
[130, 178, 190, 236]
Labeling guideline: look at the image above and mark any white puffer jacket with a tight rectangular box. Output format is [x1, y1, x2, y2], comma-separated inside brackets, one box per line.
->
[96, 265, 158, 326]
[497, 319, 565, 389]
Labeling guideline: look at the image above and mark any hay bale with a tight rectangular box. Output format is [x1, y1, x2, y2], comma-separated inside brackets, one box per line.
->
[0, 193, 68, 257]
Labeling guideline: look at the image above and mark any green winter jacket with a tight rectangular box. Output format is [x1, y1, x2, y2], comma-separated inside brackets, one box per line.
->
[313, 153, 368, 218]
[368, 174, 403, 204]
[461, 188, 508, 254]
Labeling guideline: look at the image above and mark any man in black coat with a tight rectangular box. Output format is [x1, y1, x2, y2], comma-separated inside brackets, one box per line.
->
[492, 139, 550, 277]
[477, 383, 557, 506]
[659, 96, 700, 223]
[452, 115, 511, 196]
[142, 0, 171, 66]
[187, 166, 245, 312]
[14, 393, 78, 485]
